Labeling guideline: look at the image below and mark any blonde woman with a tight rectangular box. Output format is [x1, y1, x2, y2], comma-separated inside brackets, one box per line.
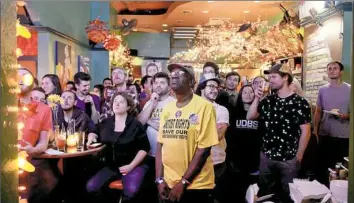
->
[289, 78, 304, 96]
[290, 78, 318, 179]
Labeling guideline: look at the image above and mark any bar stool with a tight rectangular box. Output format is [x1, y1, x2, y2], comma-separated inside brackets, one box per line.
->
[109, 180, 124, 203]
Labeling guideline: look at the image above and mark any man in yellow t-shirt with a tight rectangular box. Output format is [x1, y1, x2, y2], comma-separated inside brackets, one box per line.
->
[155, 64, 219, 203]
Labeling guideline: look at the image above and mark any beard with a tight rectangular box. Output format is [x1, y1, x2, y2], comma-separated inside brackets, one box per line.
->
[19, 84, 34, 97]
[80, 90, 89, 95]
[154, 87, 169, 96]
[205, 93, 217, 101]
[62, 105, 74, 111]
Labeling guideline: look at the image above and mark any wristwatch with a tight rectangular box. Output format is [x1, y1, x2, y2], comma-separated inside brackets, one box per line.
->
[155, 177, 164, 185]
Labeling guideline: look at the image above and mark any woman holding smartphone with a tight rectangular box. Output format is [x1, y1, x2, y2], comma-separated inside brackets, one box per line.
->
[86, 92, 150, 203]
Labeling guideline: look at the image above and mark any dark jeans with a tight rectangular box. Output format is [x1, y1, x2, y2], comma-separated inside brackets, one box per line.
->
[316, 136, 349, 186]
[26, 158, 59, 203]
[145, 156, 159, 203]
[218, 163, 258, 203]
[258, 153, 299, 203]
[161, 189, 213, 203]
[298, 134, 318, 179]
[86, 165, 148, 201]
[213, 162, 227, 202]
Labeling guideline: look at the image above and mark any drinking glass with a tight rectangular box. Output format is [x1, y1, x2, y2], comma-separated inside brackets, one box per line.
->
[56, 133, 66, 152]
[76, 131, 85, 151]
[263, 82, 270, 95]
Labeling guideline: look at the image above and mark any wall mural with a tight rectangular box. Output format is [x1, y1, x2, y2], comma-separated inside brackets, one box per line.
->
[55, 41, 73, 88]
[78, 55, 90, 73]
[141, 59, 168, 76]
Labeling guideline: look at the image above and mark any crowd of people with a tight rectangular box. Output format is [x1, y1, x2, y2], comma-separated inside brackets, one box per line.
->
[18, 60, 350, 203]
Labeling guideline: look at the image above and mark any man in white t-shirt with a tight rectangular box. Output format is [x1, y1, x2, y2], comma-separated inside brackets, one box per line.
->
[198, 74, 229, 202]
[137, 72, 175, 202]
[138, 72, 175, 157]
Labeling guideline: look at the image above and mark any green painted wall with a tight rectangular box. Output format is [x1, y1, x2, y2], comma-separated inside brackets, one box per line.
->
[125, 32, 171, 58]
[37, 32, 91, 81]
[27, 1, 91, 44]
[342, 9, 353, 83]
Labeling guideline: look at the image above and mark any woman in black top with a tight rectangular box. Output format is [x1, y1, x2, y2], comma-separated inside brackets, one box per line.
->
[220, 85, 262, 203]
[86, 92, 150, 202]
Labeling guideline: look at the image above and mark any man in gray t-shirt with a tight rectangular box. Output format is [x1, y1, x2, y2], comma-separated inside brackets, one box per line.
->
[313, 61, 351, 185]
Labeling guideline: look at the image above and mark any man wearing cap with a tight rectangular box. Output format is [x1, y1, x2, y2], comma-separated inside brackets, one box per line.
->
[198, 74, 229, 202]
[247, 63, 311, 202]
[199, 62, 230, 109]
[155, 64, 219, 203]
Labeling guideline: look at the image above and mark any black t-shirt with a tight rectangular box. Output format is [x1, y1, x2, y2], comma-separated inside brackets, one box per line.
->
[257, 93, 311, 161]
[226, 106, 262, 173]
[99, 116, 150, 168]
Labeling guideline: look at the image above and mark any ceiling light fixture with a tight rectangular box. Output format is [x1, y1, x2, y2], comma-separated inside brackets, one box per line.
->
[254, 1, 261, 3]
[162, 24, 168, 27]
[243, 10, 250, 13]
[174, 27, 199, 30]
[207, 1, 214, 2]
[173, 33, 196, 36]
[175, 30, 197, 33]
[201, 10, 209, 14]
[163, 29, 168, 32]
[173, 36, 195, 39]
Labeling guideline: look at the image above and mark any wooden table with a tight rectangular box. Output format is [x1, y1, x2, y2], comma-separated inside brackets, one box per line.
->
[33, 145, 106, 175]
[33, 145, 106, 159]
[33, 145, 106, 203]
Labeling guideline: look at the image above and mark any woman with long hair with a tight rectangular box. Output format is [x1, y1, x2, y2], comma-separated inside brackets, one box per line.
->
[41, 74, 63, 96]
[220, 85, 263, 203]
[86, 92, 150, 203]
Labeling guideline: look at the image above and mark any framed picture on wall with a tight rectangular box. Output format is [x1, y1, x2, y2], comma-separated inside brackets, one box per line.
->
[78, 55, 90, 73]
[141, 58, 168, 76]
[55, 41, 73, 88]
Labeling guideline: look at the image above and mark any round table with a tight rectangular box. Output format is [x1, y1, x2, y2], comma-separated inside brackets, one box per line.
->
[33, 145, 106, 159]
[31, 145, 107, 203]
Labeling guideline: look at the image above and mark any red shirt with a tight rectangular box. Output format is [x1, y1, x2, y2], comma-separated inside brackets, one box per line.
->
[19, 101, 53, 147]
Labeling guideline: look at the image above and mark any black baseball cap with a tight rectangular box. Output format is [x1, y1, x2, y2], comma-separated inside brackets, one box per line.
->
[264, 63, 292, 75]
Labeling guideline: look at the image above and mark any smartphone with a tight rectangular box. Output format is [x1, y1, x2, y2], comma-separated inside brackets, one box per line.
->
[88, 142, 103, 149]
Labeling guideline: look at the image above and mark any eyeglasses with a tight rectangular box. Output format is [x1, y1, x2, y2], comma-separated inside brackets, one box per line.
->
[206, 85, 218, 90]
[171, 71, 185, 77]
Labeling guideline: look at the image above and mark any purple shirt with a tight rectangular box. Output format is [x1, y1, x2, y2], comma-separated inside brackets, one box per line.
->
[75, 94, 101, 113]
[317, 83, 351, 138]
